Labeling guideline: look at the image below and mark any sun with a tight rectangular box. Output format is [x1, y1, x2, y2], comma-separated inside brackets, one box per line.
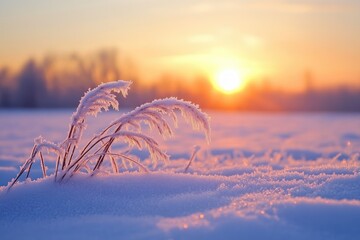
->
[213, 69, 246, 94]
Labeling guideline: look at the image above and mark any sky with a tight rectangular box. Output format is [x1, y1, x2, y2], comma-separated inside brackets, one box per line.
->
[1, 0, 360, 91]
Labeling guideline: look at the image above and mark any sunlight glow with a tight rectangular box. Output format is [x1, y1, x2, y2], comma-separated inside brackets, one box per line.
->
[213, 69, 245, 94]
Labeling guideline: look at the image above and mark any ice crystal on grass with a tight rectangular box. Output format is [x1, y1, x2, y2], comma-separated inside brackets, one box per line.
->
[72, 80, 131, 126]
[34, 136, 64, 156]
[109, 97, 210, 141]
[9, 136, 63, 189]
[8, 80, 210, 189]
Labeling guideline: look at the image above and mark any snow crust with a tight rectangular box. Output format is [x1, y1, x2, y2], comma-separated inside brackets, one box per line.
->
[0, 111, 359, 239]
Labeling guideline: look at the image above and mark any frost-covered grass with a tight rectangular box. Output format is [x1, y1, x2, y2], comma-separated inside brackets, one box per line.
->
[8, 81, 210, 188]
[0, 110, 360, 239]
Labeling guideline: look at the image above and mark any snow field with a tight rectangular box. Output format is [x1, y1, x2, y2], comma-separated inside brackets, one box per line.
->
[0, 111, 359, 239]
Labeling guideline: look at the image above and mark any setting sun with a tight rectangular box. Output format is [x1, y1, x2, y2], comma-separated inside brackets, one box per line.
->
[213, 69, 245, 94]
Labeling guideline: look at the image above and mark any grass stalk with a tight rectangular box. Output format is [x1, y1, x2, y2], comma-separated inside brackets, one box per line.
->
[39, 152, 47, 177]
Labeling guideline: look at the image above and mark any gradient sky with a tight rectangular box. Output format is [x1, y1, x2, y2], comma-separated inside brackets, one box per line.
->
[1, 0, 359, 90]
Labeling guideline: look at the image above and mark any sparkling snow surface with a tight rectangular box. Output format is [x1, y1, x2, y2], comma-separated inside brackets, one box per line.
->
[0, 110, 360, 239]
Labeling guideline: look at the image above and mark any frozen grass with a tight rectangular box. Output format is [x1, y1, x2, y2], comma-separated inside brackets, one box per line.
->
[8, 80, 210, 188]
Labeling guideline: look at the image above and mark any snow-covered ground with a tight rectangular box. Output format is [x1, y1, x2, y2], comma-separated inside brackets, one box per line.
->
[1, 110, 360, 239]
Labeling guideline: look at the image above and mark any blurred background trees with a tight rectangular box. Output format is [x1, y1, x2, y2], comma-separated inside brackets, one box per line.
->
[0, 49, 359, 111]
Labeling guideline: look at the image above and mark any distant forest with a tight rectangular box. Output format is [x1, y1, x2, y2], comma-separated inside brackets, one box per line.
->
[1, 49, 360, 112]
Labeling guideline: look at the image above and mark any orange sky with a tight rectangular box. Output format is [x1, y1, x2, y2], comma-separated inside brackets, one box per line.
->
[1, 0, 359, 91]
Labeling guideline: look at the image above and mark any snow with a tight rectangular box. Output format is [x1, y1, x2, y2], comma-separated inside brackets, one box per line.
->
[0, 110, 360, 239]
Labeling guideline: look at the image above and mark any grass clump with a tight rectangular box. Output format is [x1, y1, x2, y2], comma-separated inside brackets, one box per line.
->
[9, 80, 210, 189]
